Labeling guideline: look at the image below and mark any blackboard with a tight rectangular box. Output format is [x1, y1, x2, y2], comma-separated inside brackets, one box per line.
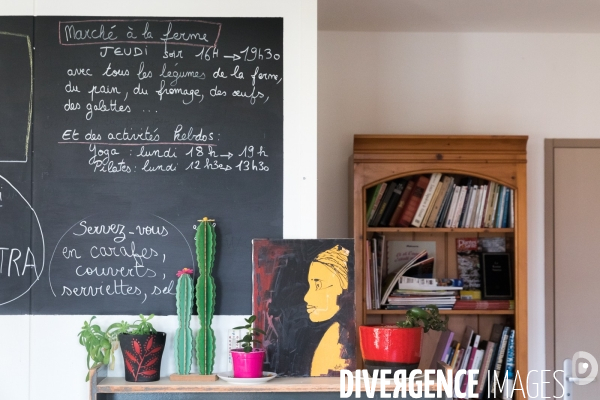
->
[0, 16, 35, 314]
[0, 16, 283, 315]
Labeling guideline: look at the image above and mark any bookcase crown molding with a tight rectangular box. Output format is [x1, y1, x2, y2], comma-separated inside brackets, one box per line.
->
[353, 135, 528, 164]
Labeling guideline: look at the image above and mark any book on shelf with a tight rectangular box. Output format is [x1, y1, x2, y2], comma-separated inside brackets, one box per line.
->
[420, 179, 443, 227]
[477, 324, 505, 398]
[456, 237, 481, 290]
[389, 179, 415, 227]
[435, 182, 456, 227]
[450, 341, 462, 369]
[365, 239, 373, 310]
[502, 330, 516, 399]
[464, 185, 478, 228]
[372, 235, 389, 309]
[453, 300, 514, 310]
[367, 182, 387, 226]
[412, 173, 442, 227]
[397, 175, 430, 227]
[444, 340, 458, 365]
[426, 176, 454, 227]
[365, 184, 380, 225]
[379, 178, 409, 227]
[371, 240, 379, 309]
[371, 182, 398, 227]
[502, 188, 512, 228]
[491, 327, 512, 398]
[429, 330, 455, 369]
[475, 184, 489, 228]
[458, 180, 474, 228]
[459, 290, 482, 300]
[495, 186, 507, 229]
[451, 185, 468, 228]
[509, 188, 515, 228]
[481, 253, 513, 300]
[458, 333, 481, 398]
[473, 340, 496, 398]
[489, 184, 502, 228]
[443, 185, 461, 228]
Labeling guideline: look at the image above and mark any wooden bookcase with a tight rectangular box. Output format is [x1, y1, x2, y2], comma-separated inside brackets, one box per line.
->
[351, 135, 527, 399]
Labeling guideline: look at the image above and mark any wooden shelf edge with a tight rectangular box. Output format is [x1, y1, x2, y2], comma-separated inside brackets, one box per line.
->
[96, 376, 342, 393]
[95, 376, 448, 394]
[365, 227, 514, 233]
[366, 309, 515, 315]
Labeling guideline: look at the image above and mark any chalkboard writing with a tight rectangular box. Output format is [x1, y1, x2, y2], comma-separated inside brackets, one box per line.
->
[0, 16, 284, 315]
[0, 16, 37, 314]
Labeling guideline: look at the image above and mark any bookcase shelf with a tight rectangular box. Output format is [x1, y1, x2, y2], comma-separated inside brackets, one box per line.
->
[366, 227, 514, 233]
[366, 309, 515, 316]
[352, 135, 527, 400]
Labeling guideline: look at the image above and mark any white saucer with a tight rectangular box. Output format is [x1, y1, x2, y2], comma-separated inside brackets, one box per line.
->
[217, 371, 277, 384]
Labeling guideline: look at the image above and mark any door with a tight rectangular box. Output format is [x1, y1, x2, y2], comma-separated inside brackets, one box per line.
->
[546, 140, 600, 398]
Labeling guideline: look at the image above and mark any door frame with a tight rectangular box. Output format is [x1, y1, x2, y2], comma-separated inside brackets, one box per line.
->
[545, 139, 600, 394]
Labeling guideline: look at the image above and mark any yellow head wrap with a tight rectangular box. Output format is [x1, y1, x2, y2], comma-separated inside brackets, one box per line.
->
[313, 245, 350, 290]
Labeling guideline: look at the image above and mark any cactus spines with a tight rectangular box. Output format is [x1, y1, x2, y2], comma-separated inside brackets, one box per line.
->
[174, 268, 194, 375]
[195, 217, 216, 375]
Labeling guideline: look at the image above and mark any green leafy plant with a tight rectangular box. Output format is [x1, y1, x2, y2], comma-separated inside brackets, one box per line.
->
[126, 314, 157, 335]
[233, 315, 266, 353]
[396, 305, 448, 333]
[77, 314, 157, 381]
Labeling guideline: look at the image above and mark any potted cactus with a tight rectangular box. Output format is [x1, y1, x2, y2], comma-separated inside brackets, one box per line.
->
[359, 305, 448, 376]
[231, 315, 266, 378]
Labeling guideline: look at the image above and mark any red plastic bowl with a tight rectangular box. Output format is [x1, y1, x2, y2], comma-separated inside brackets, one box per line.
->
[359, 325, 422, 374]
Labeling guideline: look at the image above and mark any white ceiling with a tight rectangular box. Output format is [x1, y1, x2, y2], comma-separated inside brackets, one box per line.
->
[318, 0, 600, 32]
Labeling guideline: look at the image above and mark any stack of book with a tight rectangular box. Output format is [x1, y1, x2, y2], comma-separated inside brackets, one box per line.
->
[429, 324, 516, 399]
[366, 174, 515, 229]
[386, 277, 461, 310]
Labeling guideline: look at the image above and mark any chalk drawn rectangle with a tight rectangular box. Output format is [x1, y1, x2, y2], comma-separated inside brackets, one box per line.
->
[0, 31, 32, 163]
[58, 19, 221, 47]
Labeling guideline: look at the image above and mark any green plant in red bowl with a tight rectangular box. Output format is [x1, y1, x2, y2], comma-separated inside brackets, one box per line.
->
[359, 305, 448, 376]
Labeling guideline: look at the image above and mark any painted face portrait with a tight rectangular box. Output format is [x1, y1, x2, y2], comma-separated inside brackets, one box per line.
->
[304, 245, 349, 322]
[253, 239, 356, 377]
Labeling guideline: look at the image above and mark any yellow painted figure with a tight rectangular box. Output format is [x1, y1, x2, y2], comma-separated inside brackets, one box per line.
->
[303, 245, 351, 375]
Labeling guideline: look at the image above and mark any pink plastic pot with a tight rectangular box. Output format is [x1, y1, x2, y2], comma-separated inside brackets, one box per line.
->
[231, 348, 265, 378]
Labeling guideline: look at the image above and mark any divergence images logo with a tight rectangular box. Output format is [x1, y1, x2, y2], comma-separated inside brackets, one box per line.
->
[572, 351, 598, 385]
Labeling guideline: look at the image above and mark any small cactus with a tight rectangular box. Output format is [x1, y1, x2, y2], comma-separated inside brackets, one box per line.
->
[174, 268, 194, 375]
[195, 218, 216, 375]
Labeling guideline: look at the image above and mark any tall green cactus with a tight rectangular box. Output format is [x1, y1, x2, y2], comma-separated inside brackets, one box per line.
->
[174, 269, 194, 375]
[195, 217, 216, 375]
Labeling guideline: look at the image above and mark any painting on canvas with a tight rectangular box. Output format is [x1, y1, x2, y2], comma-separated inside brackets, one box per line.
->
[252, 239, 355, 376]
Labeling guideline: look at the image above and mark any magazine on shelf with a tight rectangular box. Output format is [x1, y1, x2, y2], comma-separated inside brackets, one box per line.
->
[387, 241, 436, 276]
[380, 250, 428, 305]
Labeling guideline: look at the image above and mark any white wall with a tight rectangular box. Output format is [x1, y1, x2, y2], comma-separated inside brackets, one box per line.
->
[0, 1, 317, 399]
[318, 30, 600, 379]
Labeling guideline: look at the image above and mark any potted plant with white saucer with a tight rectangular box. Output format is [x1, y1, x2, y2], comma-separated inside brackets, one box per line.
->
[230, 315, 266, 378]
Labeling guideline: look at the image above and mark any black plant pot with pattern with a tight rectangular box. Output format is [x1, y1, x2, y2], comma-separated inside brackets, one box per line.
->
[118, 332, 166, 382]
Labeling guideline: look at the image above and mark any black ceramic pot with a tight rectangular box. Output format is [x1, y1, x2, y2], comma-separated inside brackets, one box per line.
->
[118, 332, 166, 382]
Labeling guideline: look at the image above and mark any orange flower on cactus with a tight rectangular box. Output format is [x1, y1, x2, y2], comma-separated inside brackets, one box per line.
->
[176, 268, 193, 277]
